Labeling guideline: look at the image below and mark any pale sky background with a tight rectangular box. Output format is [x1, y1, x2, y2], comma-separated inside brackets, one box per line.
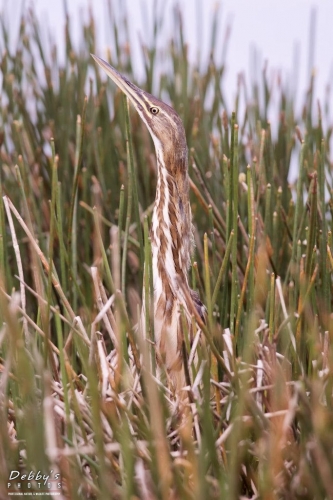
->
[1, 0, 333, 133]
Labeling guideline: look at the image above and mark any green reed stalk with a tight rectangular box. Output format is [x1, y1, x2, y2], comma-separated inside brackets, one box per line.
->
[67, 108, 85, 308]
[93, 208, 115, 294]
[56, 183, 68, 294]
[45, 145, 59, 366]
[144, 215, 155, 374]
[124, 95, 144, 269]
[204, 233, 213, 330]
[230, 124, 239, 334]
[235, 164, 256, 341]
[212, 230, 234, 307]
[121, 97, 134, 294]
[118, 184, 125, 254]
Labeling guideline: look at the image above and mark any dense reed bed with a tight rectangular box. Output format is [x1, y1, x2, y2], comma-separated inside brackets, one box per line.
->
[0, 5, 333, 499]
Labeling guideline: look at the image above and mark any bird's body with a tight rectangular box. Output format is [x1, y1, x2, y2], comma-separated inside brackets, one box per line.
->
[92, 55, 204, 390]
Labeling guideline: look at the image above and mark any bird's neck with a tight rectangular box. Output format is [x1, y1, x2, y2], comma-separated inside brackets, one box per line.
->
[150, 148, 192, 297]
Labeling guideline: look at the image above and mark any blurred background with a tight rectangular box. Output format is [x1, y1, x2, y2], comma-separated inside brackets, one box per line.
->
[2, 0, 333, 115]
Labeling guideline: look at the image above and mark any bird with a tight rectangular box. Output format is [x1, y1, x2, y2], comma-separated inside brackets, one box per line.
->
[92, 54, 205, 391]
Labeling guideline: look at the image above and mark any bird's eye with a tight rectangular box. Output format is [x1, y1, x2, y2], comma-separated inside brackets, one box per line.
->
[150, 106, 159, 115]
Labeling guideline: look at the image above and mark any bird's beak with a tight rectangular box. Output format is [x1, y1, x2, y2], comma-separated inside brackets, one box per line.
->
[91, 54, 145, 111]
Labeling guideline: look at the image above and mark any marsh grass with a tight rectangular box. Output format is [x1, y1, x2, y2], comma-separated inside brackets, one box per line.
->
[0, 4, 333, 499]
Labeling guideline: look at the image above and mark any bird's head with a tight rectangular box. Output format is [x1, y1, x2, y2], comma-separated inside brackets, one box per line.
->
[92, 55, 188, 172]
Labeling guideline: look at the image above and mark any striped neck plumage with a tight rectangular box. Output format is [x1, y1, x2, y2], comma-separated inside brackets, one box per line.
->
[150, 138, 192, 297]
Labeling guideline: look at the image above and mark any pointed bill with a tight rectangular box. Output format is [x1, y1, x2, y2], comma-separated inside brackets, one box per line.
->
[91, 54, 144, 111]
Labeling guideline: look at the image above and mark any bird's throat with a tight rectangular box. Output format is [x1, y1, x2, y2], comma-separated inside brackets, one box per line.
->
[150, 151, 192, 301]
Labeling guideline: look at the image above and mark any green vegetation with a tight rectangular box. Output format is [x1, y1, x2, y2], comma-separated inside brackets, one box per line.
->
[0, 5, 333, 499]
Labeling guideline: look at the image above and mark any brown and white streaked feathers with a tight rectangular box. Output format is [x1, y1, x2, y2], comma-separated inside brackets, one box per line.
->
[92, 55, 204, 391]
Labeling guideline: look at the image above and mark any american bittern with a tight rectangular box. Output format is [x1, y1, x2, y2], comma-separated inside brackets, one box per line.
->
[92, 55, 205, 390]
